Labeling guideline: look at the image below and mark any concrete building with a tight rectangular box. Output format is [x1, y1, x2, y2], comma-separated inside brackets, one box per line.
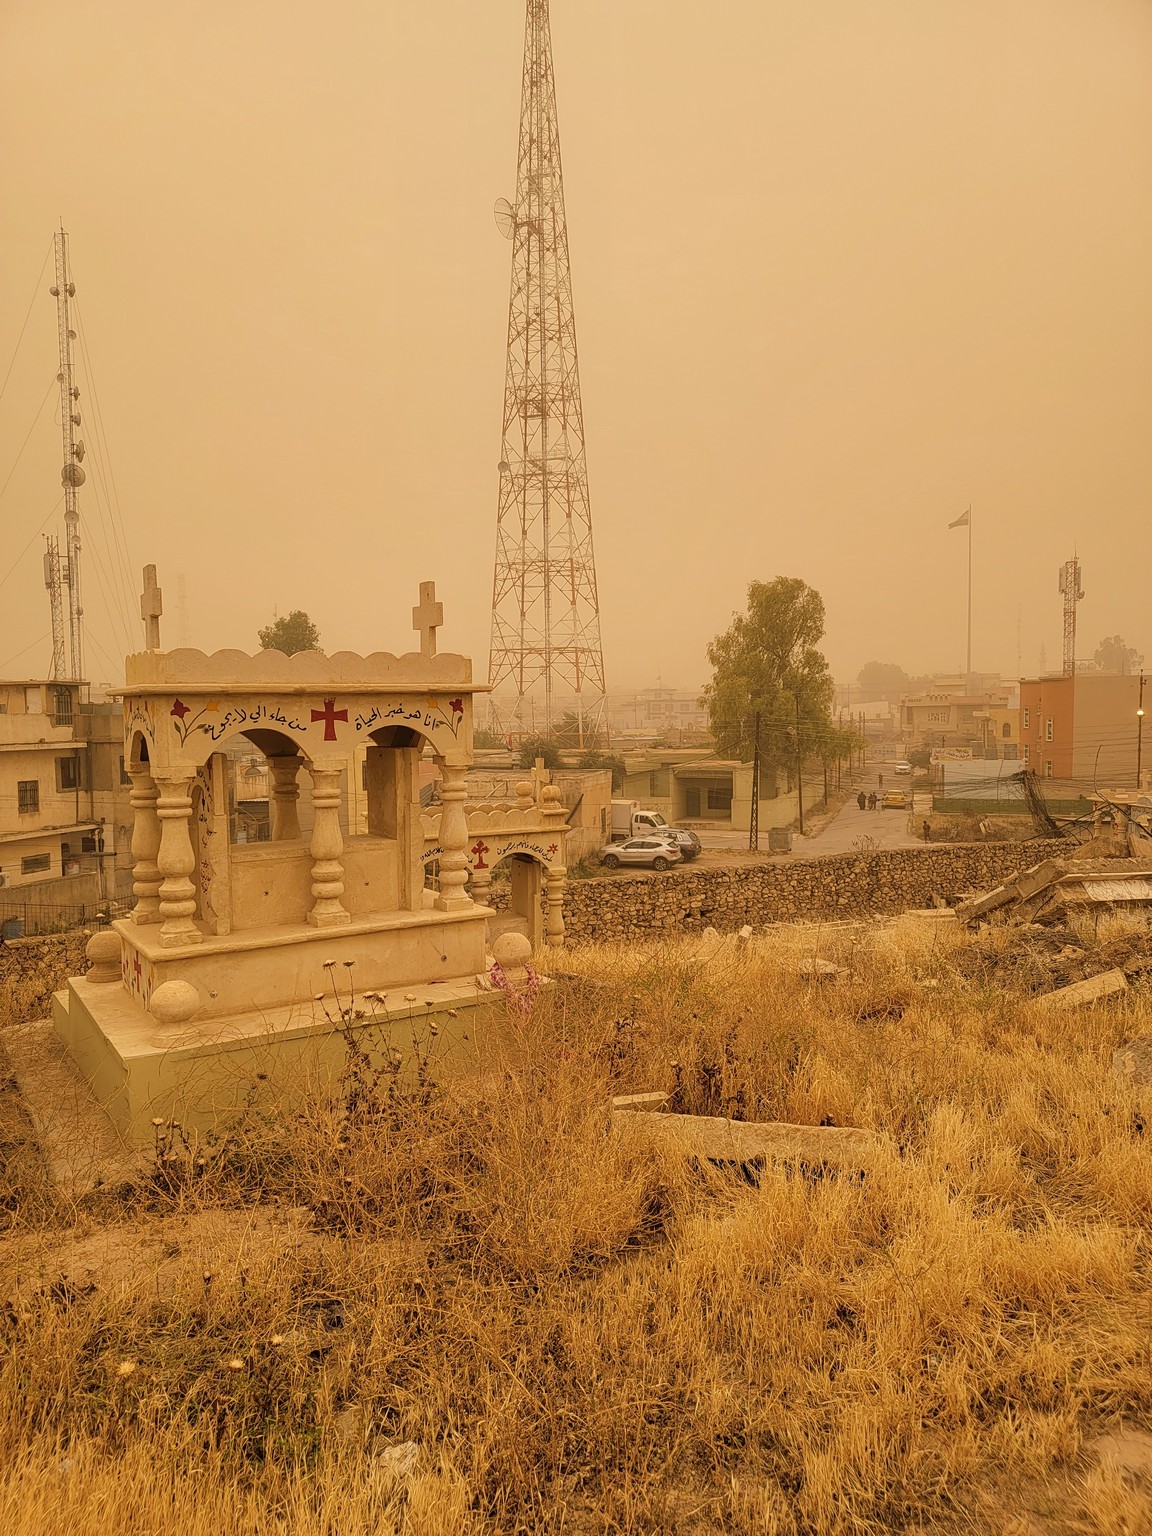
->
[1019, 673, 1144, 784]
[901, 683, 1012, 755]
[0, 679, 134, 909]
[606, 686, 710, 744]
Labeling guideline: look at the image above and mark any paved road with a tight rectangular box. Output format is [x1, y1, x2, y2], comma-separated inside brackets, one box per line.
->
[688, 778, 932, 863]
[789, 787, 931, 858]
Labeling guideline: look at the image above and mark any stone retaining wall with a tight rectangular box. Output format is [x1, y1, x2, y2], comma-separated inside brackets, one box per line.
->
[561, 841, 1067, 945]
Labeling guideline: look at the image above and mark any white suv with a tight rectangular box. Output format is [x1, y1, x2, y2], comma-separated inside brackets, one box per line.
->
[600, 837, 683, 872]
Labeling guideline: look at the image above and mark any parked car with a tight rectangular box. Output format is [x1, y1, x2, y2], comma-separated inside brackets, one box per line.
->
[881, 789, 908, 809]
[660, 828, 702, 861]
[600, 837, 683, 872]
[893, 761, 913, 775]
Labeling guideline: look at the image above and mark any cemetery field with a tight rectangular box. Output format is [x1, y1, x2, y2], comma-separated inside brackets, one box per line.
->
[2, 918, 1152, 1534]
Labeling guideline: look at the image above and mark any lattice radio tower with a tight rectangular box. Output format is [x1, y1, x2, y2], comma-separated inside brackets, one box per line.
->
[1058, 556, 1083, 677]
[488, 0, 606, 741]
[43, 227, 86, 681]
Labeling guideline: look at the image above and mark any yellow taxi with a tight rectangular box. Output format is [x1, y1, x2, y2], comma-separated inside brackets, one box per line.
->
[881, 789, 908, 810]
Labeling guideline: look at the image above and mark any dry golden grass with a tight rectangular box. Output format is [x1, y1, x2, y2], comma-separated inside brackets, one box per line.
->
[2, 919, 1152, 1534]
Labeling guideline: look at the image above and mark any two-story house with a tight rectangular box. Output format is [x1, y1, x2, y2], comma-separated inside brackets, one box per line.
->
[0, 679, 133, 898]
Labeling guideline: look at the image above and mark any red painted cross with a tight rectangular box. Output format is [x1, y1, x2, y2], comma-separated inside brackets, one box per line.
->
[133, 951, 143, 988]
[471, 840, 489, 870]
[311, 697, 348, 741]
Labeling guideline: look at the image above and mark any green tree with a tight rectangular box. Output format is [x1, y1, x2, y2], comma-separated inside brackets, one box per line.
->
[1093, 636, 1144, 675]
[258, 610, 321, 655]
[856, 661, 911, 699]
[702, 577, 835, 789]
[549, 709, 606, 752]
[474, 727, 507, 750]
[516, 735, 562, 771]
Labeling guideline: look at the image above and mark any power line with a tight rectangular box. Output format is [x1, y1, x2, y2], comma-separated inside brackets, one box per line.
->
[0, 243, 53, 411]
[0, 494, 64, 595]
[0, 631, 50, 673]
[0, 374, 57, 508]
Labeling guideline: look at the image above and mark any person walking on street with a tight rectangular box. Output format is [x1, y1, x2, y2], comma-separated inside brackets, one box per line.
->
[878, 772, 884, 789]
[923, 819, 931, 842]
[868, 791, 878, 811]
[857, 791, 867, 811]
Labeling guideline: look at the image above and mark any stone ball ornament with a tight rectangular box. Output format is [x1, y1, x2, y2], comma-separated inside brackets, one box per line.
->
[149, 979, 202, 1025]
[492, 931, 533, 974]
[85, 930, 122, 984]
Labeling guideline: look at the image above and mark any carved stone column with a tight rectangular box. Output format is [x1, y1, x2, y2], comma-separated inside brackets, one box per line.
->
[470, 865, 493, 908]
[307, 764, 350, 927]
[435, 760, 473, 912]
[268, 756, 303, 841]
[155, 773, 202, 948]
[128, 769, 163, 925]
[544, 866, 567, 948]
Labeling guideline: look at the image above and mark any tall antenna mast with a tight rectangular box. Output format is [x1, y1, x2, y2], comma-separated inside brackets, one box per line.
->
[1058, 557, 1083, 677]
[43, 535, 66, 679]
[50, 227, 86, 683]
[488, 0, 606, 741]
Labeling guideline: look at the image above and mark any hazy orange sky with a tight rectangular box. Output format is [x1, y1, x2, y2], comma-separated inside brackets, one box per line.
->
[1, 0, 1150, 692]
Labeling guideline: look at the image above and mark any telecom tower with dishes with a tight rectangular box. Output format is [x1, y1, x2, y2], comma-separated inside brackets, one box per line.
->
[487, 0, 607, 742]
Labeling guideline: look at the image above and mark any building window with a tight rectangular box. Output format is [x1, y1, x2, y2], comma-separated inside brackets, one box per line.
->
[1023, 744, 1030, 764]
[23, 687, 43, 715]
[118, 755, 132, 786]
[21, 853, 50, 874]
[52, 688, 73, 727]
[81, 833, 100, 853]
[17, 780, 39, 814]
[1045, 719, 1053, 742]
[1045, 760, 1054, 778]
[927, 710, 949, 724]
[1002, 722, 1011, 738]
[706, 786, 732, 812]
[1023, 708, 1030, 729]
[56, 755, 81, 791]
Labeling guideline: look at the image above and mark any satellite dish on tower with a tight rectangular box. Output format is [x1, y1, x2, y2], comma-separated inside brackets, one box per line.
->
[493, 197, 516, 240]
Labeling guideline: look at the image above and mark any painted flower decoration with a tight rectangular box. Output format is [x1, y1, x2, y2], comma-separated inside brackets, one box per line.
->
[449, 698, 464, 715]
[170, 698, 190, 720]
[205, 699, 220, 713]
[426, 698, 439, 710]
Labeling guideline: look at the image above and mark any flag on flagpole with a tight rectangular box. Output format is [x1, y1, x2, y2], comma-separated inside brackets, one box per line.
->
[949, 509, 971, 528]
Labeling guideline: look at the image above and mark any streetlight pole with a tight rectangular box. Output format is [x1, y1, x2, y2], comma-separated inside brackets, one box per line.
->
[1138, 673, 1145, 790]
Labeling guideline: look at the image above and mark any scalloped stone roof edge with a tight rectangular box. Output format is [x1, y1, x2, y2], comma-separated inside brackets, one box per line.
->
[124, 647, 474, 687]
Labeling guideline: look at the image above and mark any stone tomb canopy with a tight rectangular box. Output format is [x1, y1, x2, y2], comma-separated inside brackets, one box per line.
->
[53, 579, 502, 1142]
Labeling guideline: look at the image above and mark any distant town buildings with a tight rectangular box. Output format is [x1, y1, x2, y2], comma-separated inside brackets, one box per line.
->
[0, 679, 133, 907]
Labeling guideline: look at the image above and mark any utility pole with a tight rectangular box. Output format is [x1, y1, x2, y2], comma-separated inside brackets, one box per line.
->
[748, 711, 761, 852]
[1138, 673, 1146, 790]
[488, 0, 606, 741]
[795, 697, 805, 835]
[50, 227, 85, 683]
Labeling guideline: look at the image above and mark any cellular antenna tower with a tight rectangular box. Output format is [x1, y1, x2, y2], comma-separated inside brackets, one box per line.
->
[488, 0, 606, 740]
[45, 227, 86, 681]
[1058, 557, 1083, 677]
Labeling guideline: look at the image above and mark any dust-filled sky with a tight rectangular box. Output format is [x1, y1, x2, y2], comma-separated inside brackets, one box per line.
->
[1, 0, 1150, 692]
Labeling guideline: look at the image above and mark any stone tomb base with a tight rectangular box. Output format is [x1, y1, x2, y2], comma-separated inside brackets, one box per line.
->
[52, 908, 504, 1144]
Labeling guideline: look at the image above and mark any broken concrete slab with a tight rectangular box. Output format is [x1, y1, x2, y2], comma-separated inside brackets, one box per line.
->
[1088, 1429, 1152, 1480]
[1033, 968, 1128, 1011]
[612, 1107, 895, 1172]
[1112, 1036, 1152, 1089]
[611, 1091, 671, 1113]
[794, 957, 846, 983]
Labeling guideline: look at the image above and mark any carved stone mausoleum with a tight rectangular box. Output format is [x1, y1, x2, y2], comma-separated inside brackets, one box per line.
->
[53, 577, 555, 1142]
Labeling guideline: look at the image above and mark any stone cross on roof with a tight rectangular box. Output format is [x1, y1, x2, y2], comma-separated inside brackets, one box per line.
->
[141, 564, 162, 651]
[412, 580, 443, 659]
